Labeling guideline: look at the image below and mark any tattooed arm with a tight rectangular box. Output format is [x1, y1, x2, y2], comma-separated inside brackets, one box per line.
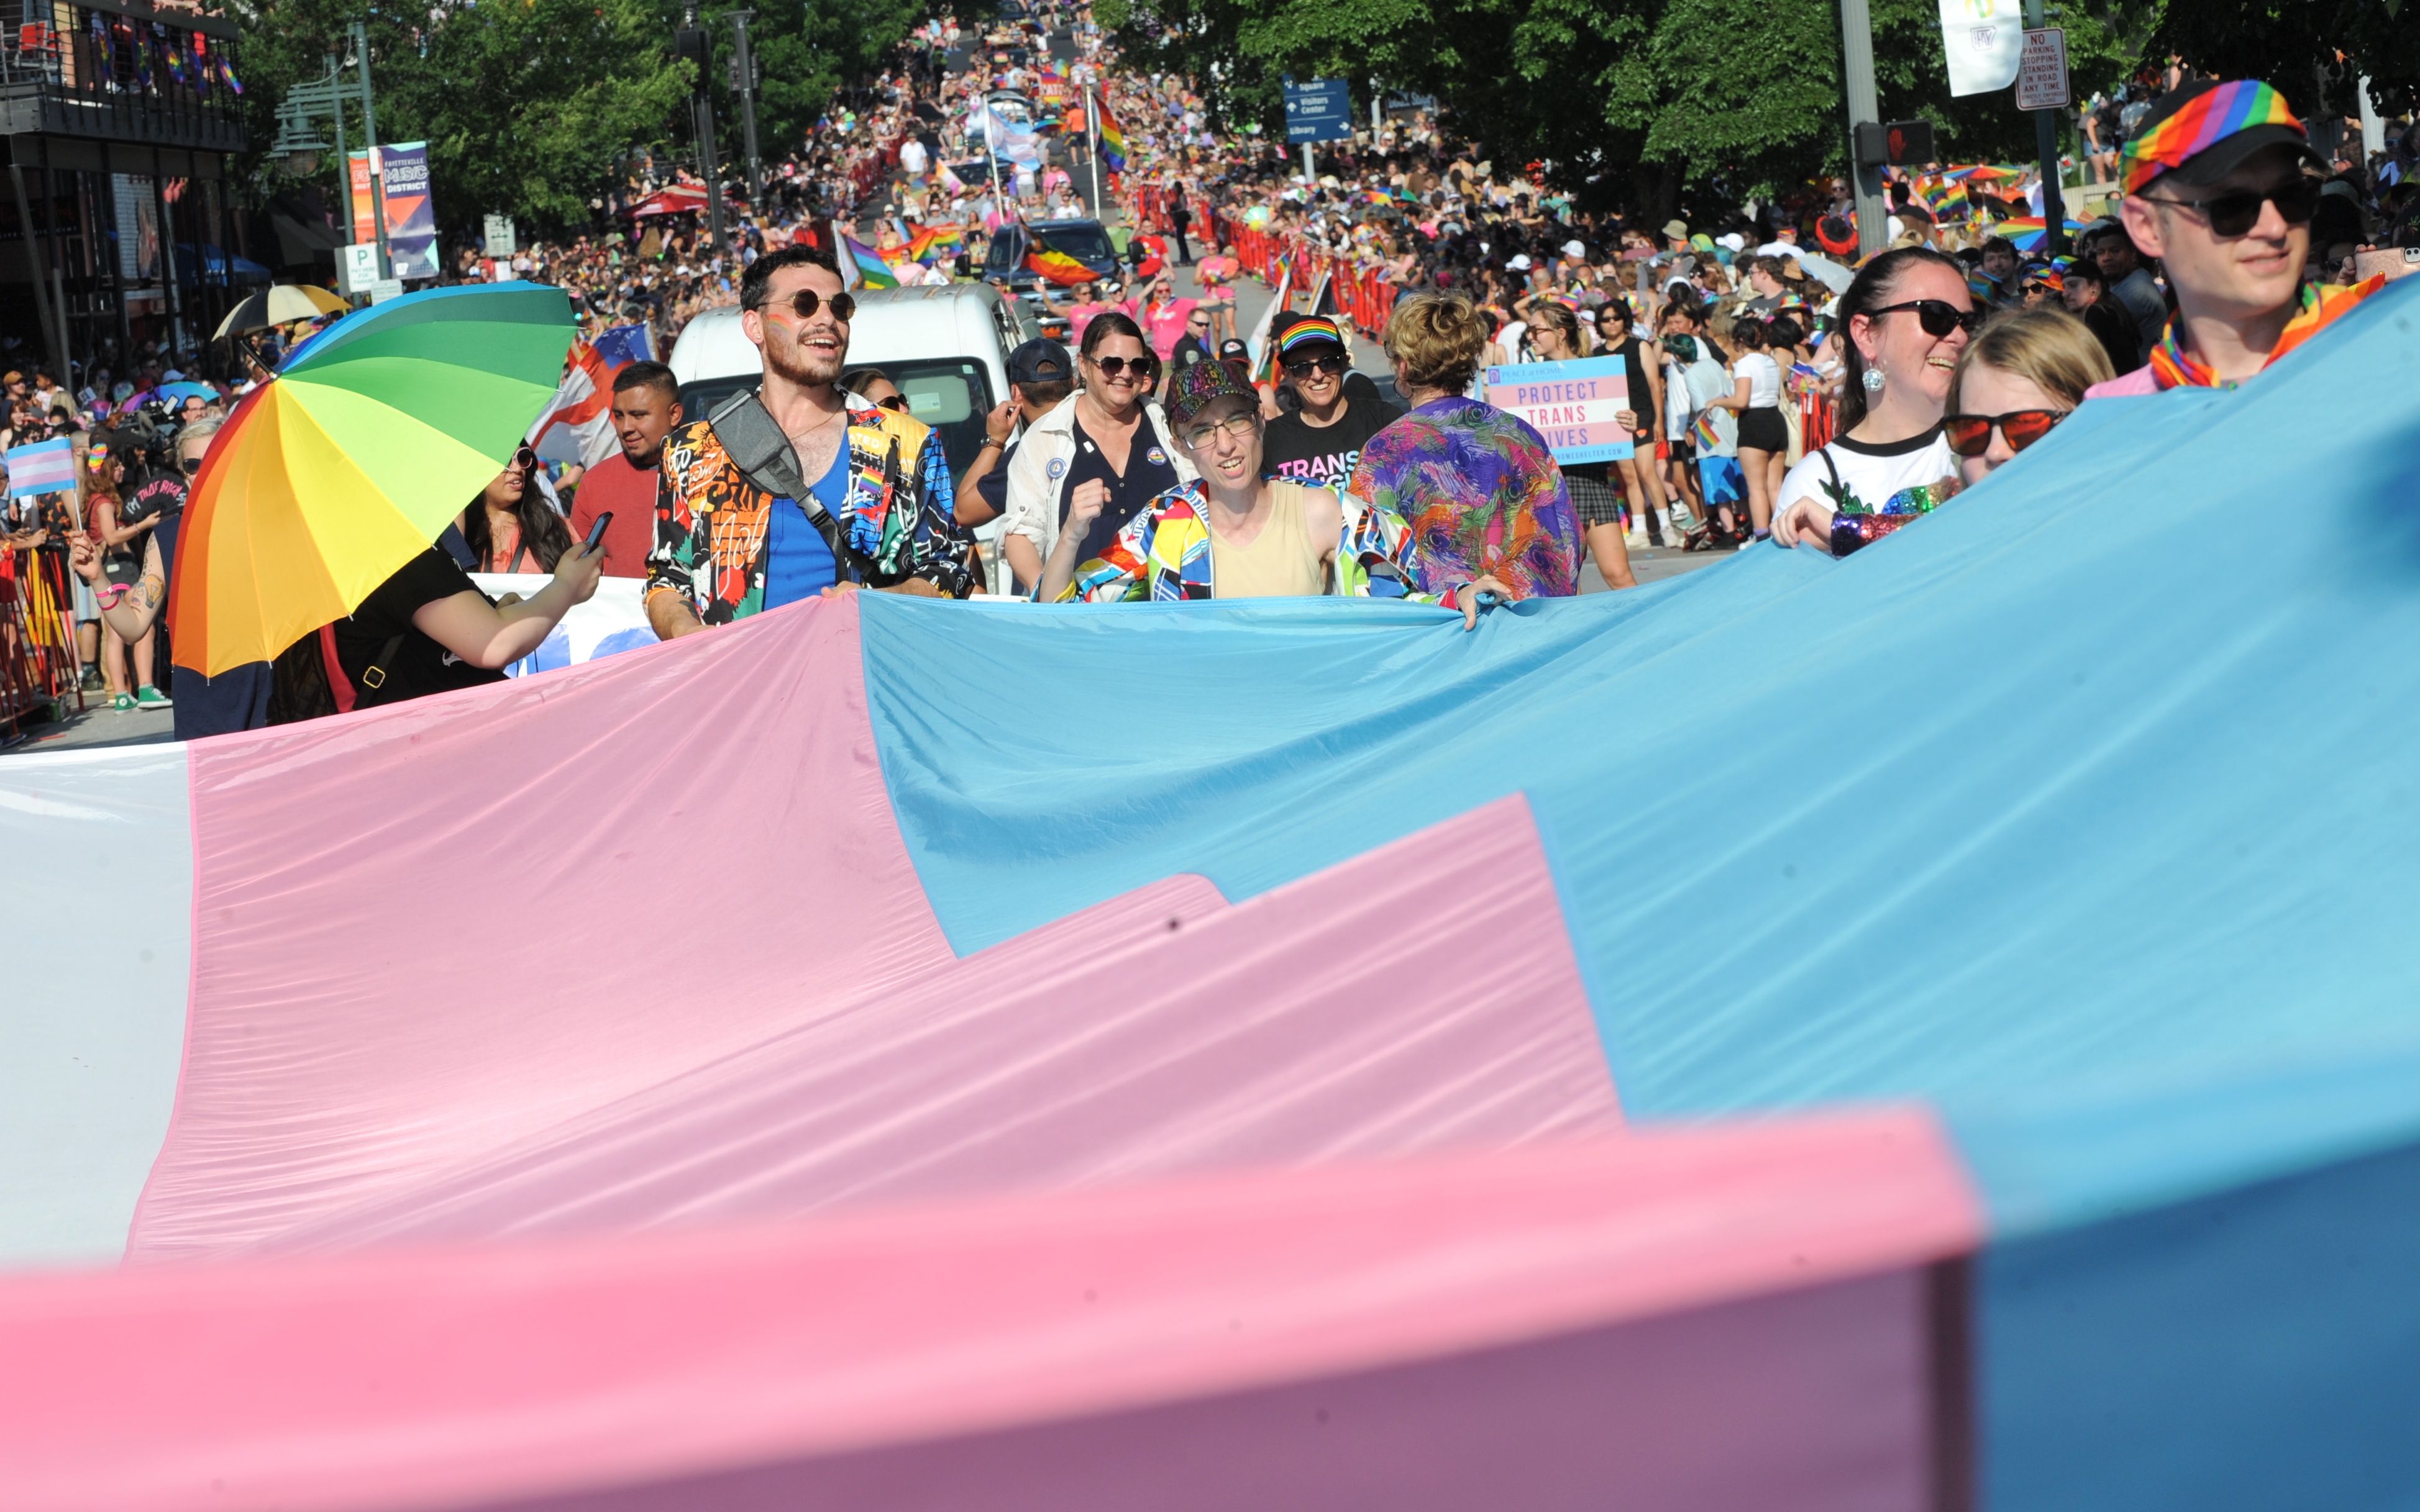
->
[70, 531, 165, 642]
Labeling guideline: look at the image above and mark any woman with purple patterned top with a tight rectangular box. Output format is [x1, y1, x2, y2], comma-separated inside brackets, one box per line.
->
[1346, 294, 1583, 599]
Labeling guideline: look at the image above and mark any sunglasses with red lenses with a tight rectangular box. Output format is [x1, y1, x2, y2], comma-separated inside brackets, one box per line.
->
[1942, 408, 2066, 458]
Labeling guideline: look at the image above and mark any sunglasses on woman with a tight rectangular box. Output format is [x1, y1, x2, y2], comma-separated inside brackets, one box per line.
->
[760, 288, 857, 323]
[1870, 299, 1984, 338]
[508, 445, 537, 471]
[1942, 408, 2067, 458]
[873, 394, 908, 412]
[2143, 177, 2322, 240]
[1089, 353, 1157, 378]
[1283, 352, 1349, 377]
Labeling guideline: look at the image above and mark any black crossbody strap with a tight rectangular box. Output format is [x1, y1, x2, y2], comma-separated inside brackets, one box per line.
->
[705, 387, 866, 581]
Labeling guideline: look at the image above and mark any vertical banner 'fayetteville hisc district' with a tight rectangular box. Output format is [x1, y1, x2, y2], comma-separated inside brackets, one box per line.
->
[347, 142, 441, 281]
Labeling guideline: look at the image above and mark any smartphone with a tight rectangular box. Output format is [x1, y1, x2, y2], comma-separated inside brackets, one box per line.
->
[2352, 246, 2420, 283]
[582, 510, 613, 550]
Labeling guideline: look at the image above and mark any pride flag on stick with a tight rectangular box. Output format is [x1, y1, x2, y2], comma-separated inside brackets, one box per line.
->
[833, 221, 900, 290]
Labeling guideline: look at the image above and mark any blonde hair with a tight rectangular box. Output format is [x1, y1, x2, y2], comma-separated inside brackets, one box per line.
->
[1384, 293, 1490, 393]
[1952, 307, 2114, 410]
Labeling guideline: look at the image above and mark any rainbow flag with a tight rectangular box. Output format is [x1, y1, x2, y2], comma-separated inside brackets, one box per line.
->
[834, 222, 898, 289]
[1094, 93, 1127, 173]
[1025, 244, 1094, 287]
[908, 224, 965, 264]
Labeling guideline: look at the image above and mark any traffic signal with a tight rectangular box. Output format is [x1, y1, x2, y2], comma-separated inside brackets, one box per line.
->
[1853, 119, 1937, 168]
[674, 25, 710, 84]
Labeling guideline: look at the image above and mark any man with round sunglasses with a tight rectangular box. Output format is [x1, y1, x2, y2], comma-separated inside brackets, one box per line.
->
[1258, 315, 1402, 496]
[646, 244, 968, 642]
[2089, 78, 2387, 399]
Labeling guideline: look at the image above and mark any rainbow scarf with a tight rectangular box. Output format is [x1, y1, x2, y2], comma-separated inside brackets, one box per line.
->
[2147, 277, 2385, 390]
[1095, 94, 1128, 173]
[2120, 81, 2302, 194]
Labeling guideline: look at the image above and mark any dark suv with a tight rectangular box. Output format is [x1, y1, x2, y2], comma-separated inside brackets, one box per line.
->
[982, 219, 1122, 307]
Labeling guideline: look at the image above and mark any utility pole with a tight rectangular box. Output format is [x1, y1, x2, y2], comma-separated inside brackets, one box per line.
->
[676, 7, 725, 252]
[352, 21, 391, 279]
[729, 9, 761, 204]
[2022, 0, 2063, 254]
[1837, 0, 1886, 259]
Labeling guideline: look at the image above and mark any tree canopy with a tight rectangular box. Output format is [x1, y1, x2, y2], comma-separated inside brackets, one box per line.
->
[1099, 0, 2406, 215]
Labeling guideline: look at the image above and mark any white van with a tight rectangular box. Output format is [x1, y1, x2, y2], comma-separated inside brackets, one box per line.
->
[669, 282, 1044, 593]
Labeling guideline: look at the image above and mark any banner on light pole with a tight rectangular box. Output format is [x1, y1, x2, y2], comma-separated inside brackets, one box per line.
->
[1938, 0, 2022, 96]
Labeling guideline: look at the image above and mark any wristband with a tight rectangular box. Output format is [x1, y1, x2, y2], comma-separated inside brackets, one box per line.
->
[96, 585, 127, 606]
[980, 435, 1007, 449]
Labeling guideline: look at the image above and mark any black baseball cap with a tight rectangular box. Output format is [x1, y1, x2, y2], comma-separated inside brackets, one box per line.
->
[1007, 337, 1072, 386]
[1217, 337, 1249, 362]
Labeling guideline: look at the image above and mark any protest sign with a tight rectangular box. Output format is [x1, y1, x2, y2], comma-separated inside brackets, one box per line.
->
[1484, 359, 1633, 464]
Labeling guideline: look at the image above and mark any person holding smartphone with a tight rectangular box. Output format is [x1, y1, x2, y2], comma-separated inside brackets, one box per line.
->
[2088, 78, 2386, 398]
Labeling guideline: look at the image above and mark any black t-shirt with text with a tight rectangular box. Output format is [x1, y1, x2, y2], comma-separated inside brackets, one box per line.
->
[1261, 396, 1404, 494]
[331, 546, 507, 708]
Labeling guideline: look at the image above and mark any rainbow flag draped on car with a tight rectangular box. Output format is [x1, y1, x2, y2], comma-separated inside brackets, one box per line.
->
[1024, 242, 1094, 287]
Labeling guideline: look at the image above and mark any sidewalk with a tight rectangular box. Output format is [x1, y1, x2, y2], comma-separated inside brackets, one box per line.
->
[3, 699, 175, 754]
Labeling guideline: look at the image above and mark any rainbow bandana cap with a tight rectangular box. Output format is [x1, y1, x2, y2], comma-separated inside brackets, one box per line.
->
[2119, 80, 2303, 194]
[1275, 315, 1348, 358]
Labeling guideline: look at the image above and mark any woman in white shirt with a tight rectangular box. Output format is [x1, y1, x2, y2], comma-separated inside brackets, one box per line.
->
[1772, 247, 1978, 555]
[1704, 317, 1788, 537]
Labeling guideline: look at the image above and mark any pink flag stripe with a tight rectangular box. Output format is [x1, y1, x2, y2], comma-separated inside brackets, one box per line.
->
[134, 599, 1619, 1261]
[1, 1110, 1981, 1512]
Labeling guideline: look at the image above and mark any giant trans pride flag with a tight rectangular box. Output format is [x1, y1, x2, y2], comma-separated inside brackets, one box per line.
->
[6, 278, 2420, 1510]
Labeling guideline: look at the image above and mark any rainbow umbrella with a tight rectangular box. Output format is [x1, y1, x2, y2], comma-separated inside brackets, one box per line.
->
[169, 282, 572, 676]
[1997, 217, 2092, 253]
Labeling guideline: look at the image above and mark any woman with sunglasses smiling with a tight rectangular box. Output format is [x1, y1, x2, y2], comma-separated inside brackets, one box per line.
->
[461, 445, 575, 575]
[1039, 359, 1507, 627]
[1772, 247, 1976, 555]
[1942, 307, 2113, 485]
[1001, 312, 1196, 594]
[1259, 314, 1401, 498]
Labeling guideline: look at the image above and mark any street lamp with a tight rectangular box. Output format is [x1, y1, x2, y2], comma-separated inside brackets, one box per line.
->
[272, 20, 392, 285]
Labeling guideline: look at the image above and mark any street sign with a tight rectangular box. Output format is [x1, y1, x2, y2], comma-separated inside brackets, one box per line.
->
[1282, 77, 1353, 144]
[1382, 90, 1438, 116]
[339, 242, 379, 295]
[368, 278, 404, 305]
[2015, 27, 2070, 111]
[482, 214, 516, 258]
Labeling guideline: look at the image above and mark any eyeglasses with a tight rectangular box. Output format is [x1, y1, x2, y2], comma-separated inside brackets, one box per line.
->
[1282, 352, 1349, 377]
[178, 455, 203, 476]
[1868, 299, 1984, 338]
[1178, 412, 1260, 449]
[872, 394, 908, 412]
[1943, 408, 2067, 458]
[2142, 178, 2322, 240]
[758, 288, 857, 322]
[508, 445, 537, 472]
[1089, 353, 1157, 378]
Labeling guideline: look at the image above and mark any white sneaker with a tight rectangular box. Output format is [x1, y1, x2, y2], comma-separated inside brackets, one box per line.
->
[1623, 524, 1648, 550]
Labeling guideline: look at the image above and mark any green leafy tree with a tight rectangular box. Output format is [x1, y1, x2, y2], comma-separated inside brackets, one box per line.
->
[237, 0, 693, 238]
